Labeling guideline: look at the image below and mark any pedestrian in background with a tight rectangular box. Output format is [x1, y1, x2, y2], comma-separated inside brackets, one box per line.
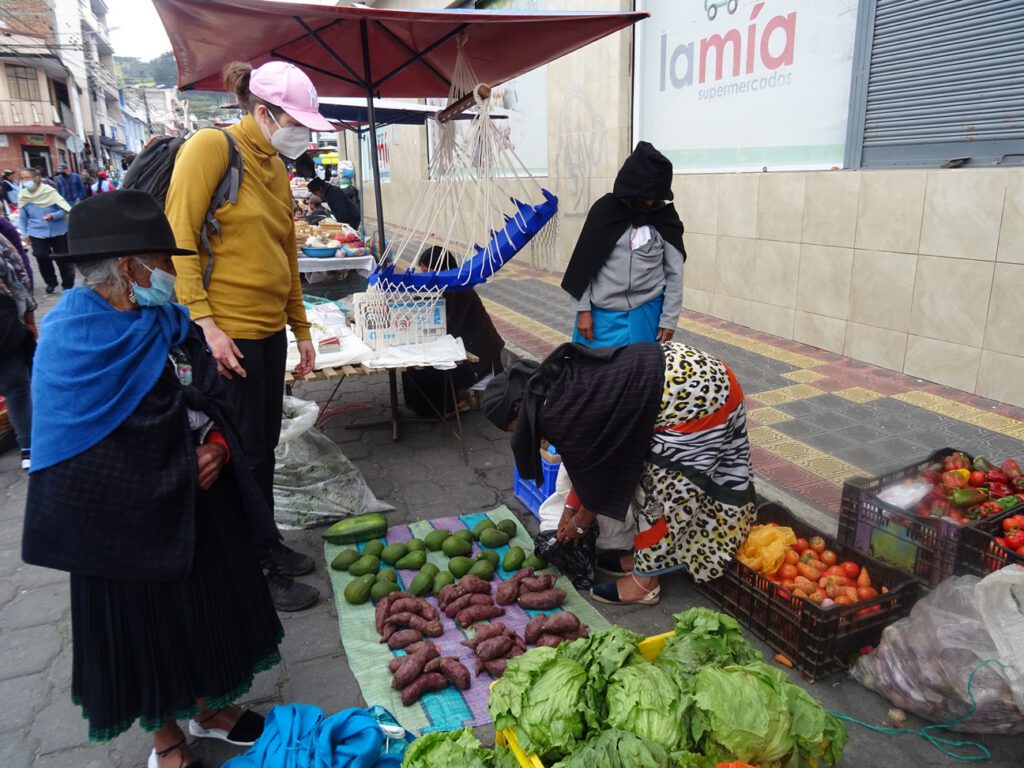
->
[561, 141, 685, 348]
[18, 167, 75, 294]
[305, 175, 359, 229]
[53, 162, 87, 205]
[80, 171, 94, 199]
[91, 171, 116, 195]
[0, 213, 32, 290]
[1, 169, 19, 216]
[165, 59, 333, 612]
[0, 230, 36, 470]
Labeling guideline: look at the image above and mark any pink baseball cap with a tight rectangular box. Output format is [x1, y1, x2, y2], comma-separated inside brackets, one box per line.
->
[249, 61, 335, 132]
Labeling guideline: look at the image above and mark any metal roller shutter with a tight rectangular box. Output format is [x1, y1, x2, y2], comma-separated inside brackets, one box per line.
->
[857, 0, 1024, 168]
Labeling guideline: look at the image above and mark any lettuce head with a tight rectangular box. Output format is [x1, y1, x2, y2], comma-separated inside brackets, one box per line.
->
[604, 658, 689, 752]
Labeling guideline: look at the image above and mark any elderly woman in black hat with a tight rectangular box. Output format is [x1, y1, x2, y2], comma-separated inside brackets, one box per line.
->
[22, 191, 283, 768]
[483, 340, 756, 605]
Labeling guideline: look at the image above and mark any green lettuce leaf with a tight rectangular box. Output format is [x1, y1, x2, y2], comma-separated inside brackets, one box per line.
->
[515, 655, 588, 760]
[604, 658, 689, 752]
[558, 626, 644, 729]
[549, 729, 673, 768]
[657, 608, 761, 690]
[488, 646, 558, 734]
[400, 728, 492, 768]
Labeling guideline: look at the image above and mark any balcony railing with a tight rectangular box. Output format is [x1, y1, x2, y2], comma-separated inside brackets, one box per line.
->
[0, 100, 61, 128]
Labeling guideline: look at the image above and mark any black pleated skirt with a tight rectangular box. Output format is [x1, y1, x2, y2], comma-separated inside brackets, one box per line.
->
[70, 476, 284, 741]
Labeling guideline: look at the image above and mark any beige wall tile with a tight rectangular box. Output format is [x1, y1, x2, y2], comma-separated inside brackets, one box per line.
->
[712, 294, 752, 328]
[983, 263, 1024, 357]
[909, 255, 994, 347]
[683, 233, 717, 292]
[683, 287, 714, 316]
[794, 311, 846, 354]
[753, 240, 800, 308]
[856, 170, 926, 253]
[848, 249, 917, 332]
[748, 302, 796, 339]
[844, 322, 908, 372]
[919, 170, 1007, 261]
[716, 174, 759, 238]
[802, 172, 860, 247]
[976, 350, 1024, 408]
[716, 236, 755, 299]
[997, 173, 1024, 264]
[904, 335, 981, 393]
[756, 173, 805, 242]
[796, 244, 853, 319]
[682, 175, 719, 235]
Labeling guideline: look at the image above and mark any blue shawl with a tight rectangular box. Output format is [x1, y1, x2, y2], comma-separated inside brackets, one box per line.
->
[30, 287, 190, 471]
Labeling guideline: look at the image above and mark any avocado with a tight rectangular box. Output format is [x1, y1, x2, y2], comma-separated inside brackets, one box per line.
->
[348, 554, 381, 577]
[362, 539, 386, 559]
[468, 559, 495, 580]
[371, 580, 401, 601]
[408, 571, 433, 597]
[395, 550, 427, 570]
[476, 550, 499, 568]
[497, 519, 519, 538]
[442, 536, 473, 558]
[524, 554, 548, 570]
[344, 574, 376, 604]
[330, 548, 361, 572]
[502, 546, 526, 572]
[380, 543, 409, 565]
[425, 529, 451, 551]
[432, 570, 455, 595]
[478, 528, 511, 548]
[453, 529, 474, 543]
[472, 519, 497, 539]
[448, 556, 474, 578]
[405, 538, 426, 552]
[377, 568, 398, 583]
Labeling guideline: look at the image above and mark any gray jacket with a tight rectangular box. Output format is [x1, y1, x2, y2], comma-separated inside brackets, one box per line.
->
[570, 225, 684, 329]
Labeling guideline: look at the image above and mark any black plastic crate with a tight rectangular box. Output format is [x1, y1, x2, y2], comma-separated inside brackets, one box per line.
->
[956, 509, 1024, 577]
[838, 448, 994, 587]
[698, 502, 920, 681]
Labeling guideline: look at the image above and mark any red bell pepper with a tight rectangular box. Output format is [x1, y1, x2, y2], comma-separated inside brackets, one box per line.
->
[969, 470, 987, 487]
[978, 501, 1004, 519]
[942, 469, 970, 489]
[949, 487, 988, 507]
[985, 470, 1010, 484]
[1001, 458, 1021, 482]
[988, 482, 1013, 499]
[1005, 530, 1024, 550]
[972, 455, 997, 472]
[944, 452, 971, 471]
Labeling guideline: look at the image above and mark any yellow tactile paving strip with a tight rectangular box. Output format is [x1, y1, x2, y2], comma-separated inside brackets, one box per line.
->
[747, 406, 794, 425]
[893, 392, 1024, 440]
[781, 369, 828, 384]
[748, 383, 826, 406]
[747, 426, 871, 484]
[834, 387, 885, 403]
[481, 297, 570, 348]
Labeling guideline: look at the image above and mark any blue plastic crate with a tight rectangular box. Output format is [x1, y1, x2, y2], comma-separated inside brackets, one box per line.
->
[513, 457, 560, 518]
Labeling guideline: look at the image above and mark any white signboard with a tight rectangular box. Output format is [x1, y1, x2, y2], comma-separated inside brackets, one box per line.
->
[635, 0, 860, 172]
[361, 126, 392, 184]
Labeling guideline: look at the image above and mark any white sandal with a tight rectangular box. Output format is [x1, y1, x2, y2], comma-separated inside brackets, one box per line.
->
[187, 708, 264, 747]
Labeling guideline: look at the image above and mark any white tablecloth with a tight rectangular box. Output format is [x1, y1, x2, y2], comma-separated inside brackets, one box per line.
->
[297, 255, 375, 276]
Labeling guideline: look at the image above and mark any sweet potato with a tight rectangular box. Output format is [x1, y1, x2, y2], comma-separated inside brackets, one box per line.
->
[535, 633, 567, 648]
[495, 568, 534, 605]
[456, 603, 505, 628]
[507, 644, 525, 659]
[474, 622, 512, 642]
[387, 629, 423, 650]
[392, 652, 432, 689]
[438, 575, 491, 608]
[476, 635, 514, 661]
[519, 574, 557, 593]
[423, 657, 443, 674]
[382, 614, 444, 639]
[437, 583, 458, 606]
[439, 658, 471, 690]
[517, 588, 565, 610]
[540, 611, 582, 636]
[484, 658, 508, 677]
[388, 597, 437, 621]
[513, 634, 527, 652]
[376, 591, 412, 632]
[524, 614, 548, 644]
[460, 637, 478, 651]
[401, 672, 448, 706]
[387, 644, 438, 673]
[443, 592, 493, 618]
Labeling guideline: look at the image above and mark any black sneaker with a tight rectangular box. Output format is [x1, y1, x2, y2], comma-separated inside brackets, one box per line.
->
[268, 540, 315, 576]
[44, 285, 56, 294]
[263, 564, 319, 612]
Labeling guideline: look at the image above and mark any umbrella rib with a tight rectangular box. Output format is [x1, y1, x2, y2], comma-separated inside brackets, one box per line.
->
[370, 21, 466, 91]
[270, 52, 362, 89]
[294, 17, 366, 86]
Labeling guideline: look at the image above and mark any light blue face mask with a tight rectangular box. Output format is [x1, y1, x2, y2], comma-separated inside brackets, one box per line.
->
[132, 259, 176, 306]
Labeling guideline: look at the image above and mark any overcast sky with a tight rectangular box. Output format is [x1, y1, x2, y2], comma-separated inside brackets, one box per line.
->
[106, 0, 340, 61]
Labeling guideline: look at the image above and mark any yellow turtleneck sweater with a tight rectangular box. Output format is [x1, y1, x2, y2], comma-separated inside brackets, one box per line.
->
[165, 114, 310, 341]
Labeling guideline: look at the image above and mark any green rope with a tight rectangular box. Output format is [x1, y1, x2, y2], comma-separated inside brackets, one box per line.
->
[831, 659, 1010, 762]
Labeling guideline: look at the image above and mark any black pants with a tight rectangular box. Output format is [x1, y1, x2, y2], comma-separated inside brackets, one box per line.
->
[222, 330, 287, 514]
[30, 235, 75, 289]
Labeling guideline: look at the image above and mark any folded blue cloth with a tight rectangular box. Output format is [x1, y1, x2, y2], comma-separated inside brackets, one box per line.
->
[225, 705, 405, 768]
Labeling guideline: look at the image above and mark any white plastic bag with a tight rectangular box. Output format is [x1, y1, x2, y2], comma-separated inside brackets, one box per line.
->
[852, 566, 1024, 734]
[273, 396, 393, 529]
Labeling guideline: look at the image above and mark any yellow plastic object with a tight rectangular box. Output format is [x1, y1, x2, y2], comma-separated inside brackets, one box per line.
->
[735, 524, 797, 576]
[494, 632, 675, 768]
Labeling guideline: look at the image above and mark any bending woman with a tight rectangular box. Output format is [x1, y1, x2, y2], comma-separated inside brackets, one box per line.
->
[23, 191, 283, 768]
[483, 341, 755, 604]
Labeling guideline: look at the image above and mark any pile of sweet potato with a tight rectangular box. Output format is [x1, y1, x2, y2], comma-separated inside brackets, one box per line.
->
[461, 622, 527, 678]
[375, 592, 444, 650]
[437, 574, 506, 628]
[524, 611, 588, 648]
[386, 640, 471, 705]
[495, 568, 566, 609]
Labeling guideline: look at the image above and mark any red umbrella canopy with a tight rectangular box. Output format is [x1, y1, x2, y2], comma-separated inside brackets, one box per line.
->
[154, 0, 647, 97]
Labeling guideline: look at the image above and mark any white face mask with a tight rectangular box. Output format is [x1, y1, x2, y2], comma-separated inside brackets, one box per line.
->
[260, 108, 310, 160]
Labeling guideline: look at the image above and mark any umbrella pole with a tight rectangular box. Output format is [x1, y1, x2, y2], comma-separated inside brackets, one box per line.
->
[361, 19, 387, 255]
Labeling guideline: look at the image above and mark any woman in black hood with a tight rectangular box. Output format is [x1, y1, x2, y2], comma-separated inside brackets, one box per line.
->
[561, 142, 686, 348]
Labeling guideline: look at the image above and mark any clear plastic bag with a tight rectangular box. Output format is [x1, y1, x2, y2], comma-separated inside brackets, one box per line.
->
[852, 567, 1024, 734]
[273, 396, 393, 529]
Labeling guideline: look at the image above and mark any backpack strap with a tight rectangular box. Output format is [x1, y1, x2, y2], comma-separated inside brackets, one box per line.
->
[199, 130, 244, 290]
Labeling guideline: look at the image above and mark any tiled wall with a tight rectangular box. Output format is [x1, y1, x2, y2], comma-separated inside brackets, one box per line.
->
[677, 168, 1024, 406]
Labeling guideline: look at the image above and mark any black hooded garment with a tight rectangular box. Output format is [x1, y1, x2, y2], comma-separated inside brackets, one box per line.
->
[561, 141, 686, 300]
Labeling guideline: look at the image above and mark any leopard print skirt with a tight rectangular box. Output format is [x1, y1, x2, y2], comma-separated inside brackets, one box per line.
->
[631, 341, 756, 582]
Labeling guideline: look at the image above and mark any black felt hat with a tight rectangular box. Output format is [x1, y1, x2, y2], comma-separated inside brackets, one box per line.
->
[54, 189, 196, 262]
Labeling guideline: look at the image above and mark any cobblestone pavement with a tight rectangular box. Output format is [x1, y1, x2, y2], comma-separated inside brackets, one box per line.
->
[0, 281, 1017, 766]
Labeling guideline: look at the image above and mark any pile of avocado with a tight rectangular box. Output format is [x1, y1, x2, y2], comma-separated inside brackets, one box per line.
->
[331, 517, 547, 605]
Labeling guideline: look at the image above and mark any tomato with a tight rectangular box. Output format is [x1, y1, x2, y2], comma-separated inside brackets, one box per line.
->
[1006, 530, 1024, 550]
[840, 561, 861, 579]
[783, 550, 800, 566]
[793, 538, 809, 553]
[969, 470, 986, 487]
[806, 591, 826, 605]
[1002, 515, 1024, 532]
[1017, 546, 1024, 556]
[820, 549, 838, 566]
[809, 536, 827, 554]
[857, 586, 879, 600]
[824, 565, 847, 578]
[833, 595, 853, 606]
[778, 563, 798, 580]
[797, 562, 821, 581]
